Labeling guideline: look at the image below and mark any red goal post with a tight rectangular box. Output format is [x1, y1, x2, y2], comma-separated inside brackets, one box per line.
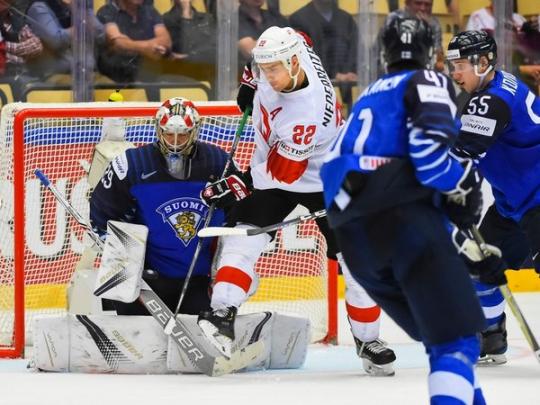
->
[0, 101, 338, 359]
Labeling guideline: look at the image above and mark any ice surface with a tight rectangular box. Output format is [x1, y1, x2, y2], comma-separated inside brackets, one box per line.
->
[1, 294, 538, 405]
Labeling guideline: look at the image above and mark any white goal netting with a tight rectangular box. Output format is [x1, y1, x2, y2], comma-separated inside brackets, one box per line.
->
[0, 102, 334, 357]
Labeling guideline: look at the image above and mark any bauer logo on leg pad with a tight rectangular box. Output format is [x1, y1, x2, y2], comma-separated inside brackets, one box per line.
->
[94, 221, 148, 302]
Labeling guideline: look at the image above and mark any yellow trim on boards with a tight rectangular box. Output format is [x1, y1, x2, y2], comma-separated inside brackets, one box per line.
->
[0, 276, 325, 309]
[337, 270, 540, 298]
[2, 271, 538, 310]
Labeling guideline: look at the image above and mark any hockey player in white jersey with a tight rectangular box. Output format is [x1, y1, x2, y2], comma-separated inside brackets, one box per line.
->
[199, 26, 396, 376]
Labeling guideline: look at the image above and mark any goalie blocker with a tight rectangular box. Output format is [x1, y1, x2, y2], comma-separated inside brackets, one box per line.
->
[32, 311, 310, 373]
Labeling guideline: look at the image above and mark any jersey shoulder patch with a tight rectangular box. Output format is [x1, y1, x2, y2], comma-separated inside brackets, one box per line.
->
[111, 152, 129, 180]
[409, 70, 456, 116]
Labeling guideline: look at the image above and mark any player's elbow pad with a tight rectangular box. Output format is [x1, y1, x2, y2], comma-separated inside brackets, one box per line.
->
[266, 145, 308, 184]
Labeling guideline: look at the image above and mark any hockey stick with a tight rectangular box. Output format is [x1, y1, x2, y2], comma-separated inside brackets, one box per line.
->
[165, 106, 252, 336]
[35, 169, 104, 250]
[197, 209, 328, 238]
[469, 225, 540, 364]
[34, 168, 263, 376]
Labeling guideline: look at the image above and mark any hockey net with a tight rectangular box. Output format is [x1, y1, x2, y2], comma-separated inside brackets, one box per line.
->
[0, 102, 337, 358]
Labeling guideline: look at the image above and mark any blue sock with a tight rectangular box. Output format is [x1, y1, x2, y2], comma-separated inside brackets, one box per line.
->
[473, 279, 504, 329]
[427, 335, 483, 405]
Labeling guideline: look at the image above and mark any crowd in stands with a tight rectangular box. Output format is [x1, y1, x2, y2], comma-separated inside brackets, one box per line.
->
[0, 0, 538, 104]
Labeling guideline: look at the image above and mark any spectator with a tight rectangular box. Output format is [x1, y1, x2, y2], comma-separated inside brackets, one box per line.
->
[238, 0, 287, 63]
[26, 0, 104, 80]
[162, 0, 216, 82]
[289, 0, 357, 84]
[383, 0, 444, 72]
[0, 0, 43, 100]
[466, 1, 540, 93]
[517, 17, 540, 92]
[465, 2, 526, 34]
[96, 0, 172, 83]
[0, 30, 5, 77]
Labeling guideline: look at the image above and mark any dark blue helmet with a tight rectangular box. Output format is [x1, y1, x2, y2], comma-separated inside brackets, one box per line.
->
[381, 16, 434, 69]
[446, 30, 497, 67]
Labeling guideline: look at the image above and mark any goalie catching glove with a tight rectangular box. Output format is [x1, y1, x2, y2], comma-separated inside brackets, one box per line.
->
[201, 171, 253, 208]
[237, 62, 256, 115]
[451, 228, 508, 286]
[442, 160, 482, 229]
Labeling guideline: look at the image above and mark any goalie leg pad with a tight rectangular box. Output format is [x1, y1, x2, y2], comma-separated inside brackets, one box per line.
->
[32, 312, 308, 374]
[167, 312, 310, 372]
[32, 315, 169, 374]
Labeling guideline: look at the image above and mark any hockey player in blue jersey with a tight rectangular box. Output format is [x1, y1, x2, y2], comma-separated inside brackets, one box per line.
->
[90, 97, 229, 316]
[447, 30, 540, 365]
[320, 17, 488, 404]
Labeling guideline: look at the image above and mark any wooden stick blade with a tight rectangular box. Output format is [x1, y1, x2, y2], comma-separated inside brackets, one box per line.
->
[197, 227, 249, 238]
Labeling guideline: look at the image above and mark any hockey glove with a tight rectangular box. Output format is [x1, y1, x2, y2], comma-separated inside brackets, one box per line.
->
[201, 172, 252, 208]
[442, 160, 482, 229]
[451, 228, 508, 286]
[237, 62, 256, 114]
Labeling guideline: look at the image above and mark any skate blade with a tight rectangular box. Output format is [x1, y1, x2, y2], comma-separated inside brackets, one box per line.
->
[362, 358, 395, 377]
[478, 353, 507, 366]
[212, 341, 265, 377]
[198, 319, 233, 359]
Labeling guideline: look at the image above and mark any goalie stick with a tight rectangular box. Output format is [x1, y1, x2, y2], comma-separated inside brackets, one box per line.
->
[34, 168, 263, 376]
[469, 225, 540, 364]
[197, 209, 327, 238]
[165, 106, 252, 336]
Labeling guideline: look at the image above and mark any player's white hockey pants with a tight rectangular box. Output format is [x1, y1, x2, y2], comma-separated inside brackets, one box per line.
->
[211, 225, 271, 310]
[338, 252, 381, 342]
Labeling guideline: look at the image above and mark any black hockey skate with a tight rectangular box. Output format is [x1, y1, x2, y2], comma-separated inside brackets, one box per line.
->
[198, 306, 237, 359]
[479, 313, 508, 366]
[355, 337, 396, 376]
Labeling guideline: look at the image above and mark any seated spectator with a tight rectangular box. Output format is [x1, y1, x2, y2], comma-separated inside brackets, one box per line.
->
[163, 0, 215, 63]
[162, 0, 216, 82]
[465, 2, 526, 34]
[518, 17, 540, 68]
[0, 0, 43, 100]
[289, 0, 358, 84]
[516, 18, 540, 94]
[96, 0, 172, 83]
[26, 0, 104, 80]
[382, 0, 444, 72]
[466, 1, 540, 93]
[238, 0, 287, 63]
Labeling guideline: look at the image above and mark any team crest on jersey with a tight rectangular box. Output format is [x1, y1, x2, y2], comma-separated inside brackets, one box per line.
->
[156, 198, 207, 246]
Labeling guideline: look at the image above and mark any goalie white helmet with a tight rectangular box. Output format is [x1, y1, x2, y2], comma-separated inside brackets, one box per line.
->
[155, 97, 201, 178]
[252, 26, 302, 87]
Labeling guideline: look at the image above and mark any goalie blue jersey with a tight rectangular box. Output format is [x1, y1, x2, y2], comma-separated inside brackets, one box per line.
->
[321, 69, 464, 209]
[90, 142, 228, 279]
[452, 70, 540, 222]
